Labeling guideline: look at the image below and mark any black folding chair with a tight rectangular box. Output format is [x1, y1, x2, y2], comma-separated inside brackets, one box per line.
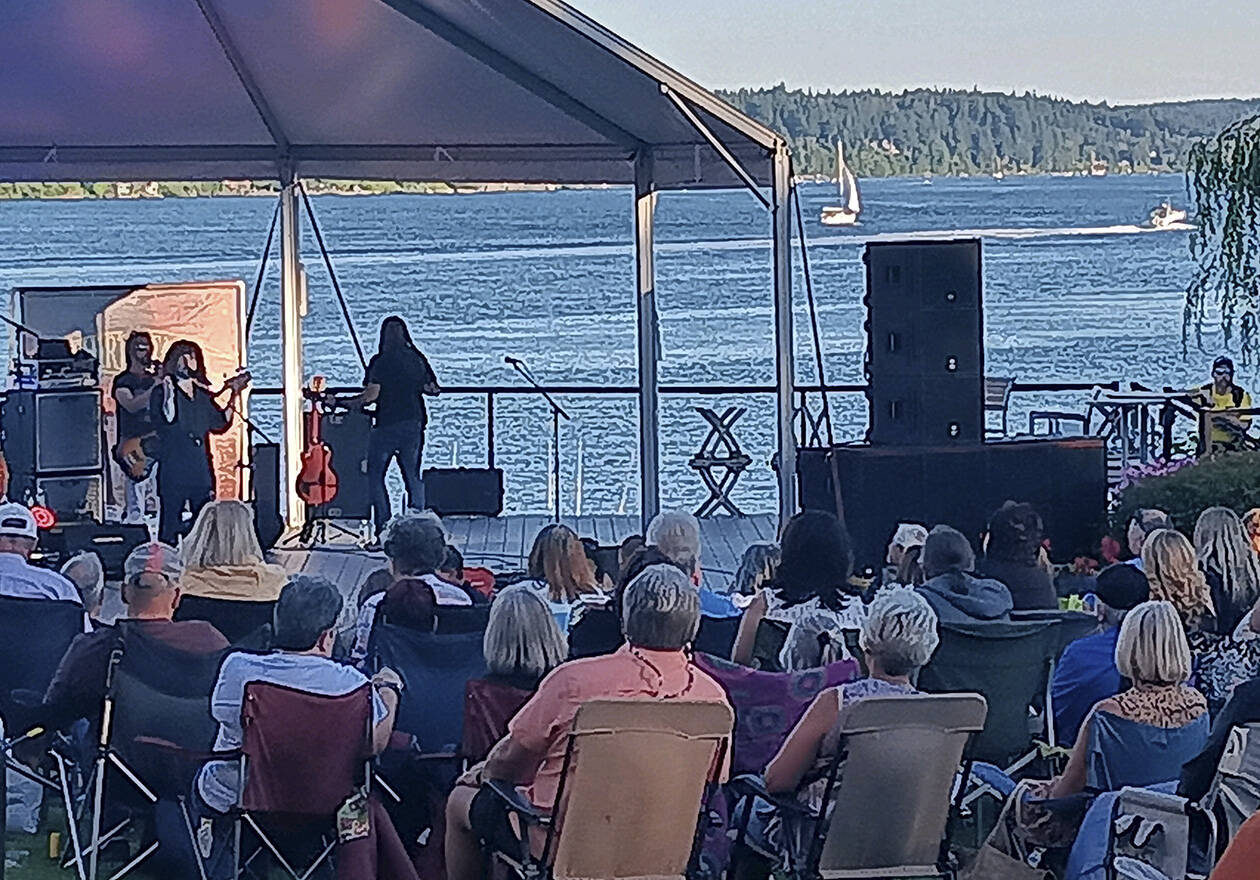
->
[174, 596, 274, 647]
[693, 615, 741, 658]
[567, 606, 622, 660]
[435, 603, 491, 634]
[83, 622, 226, 880]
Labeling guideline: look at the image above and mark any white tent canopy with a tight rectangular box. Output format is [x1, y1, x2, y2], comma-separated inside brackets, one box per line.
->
[1, 0, 796, 528]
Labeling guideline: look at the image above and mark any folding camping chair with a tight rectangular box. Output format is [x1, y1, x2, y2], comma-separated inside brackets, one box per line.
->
[81, 623, 226, 880]
[434, 603, 491, 634]
[461, 678, 533, 765]
[233, 681, 373, 880]
[485, 699, 734, 880]
[693, 615, 742, 658]
[731, 693, 988, 879]
[567, 606, 622, 659]
[174, 596, 274, 647]
[917, 618, 1059, 807]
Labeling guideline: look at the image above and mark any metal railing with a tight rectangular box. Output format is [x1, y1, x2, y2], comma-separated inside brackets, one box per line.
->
[249, 379, 1111, 465]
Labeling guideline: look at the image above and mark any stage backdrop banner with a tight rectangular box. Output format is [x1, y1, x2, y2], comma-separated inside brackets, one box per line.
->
[99, 282, 248, 503]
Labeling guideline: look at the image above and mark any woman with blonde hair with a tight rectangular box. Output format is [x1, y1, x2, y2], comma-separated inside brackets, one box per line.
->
[1194, 507, 1260, 635]
[1142, 528, 1216, 632]
[178, 499, 288, 602]
[520, 523, 600, 628]
[483, 585, 568, 690]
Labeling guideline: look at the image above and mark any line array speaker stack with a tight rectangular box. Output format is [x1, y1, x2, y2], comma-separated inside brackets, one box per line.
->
[1, 389, 104, 521]
[865, 239, 983, 445]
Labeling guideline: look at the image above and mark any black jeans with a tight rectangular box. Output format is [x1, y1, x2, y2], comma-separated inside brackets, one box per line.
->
[158, 478, 214, 545]
[367, 418, 425, 535]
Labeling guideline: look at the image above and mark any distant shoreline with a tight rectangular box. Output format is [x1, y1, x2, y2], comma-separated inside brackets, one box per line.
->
[0, 171, 1187, 202]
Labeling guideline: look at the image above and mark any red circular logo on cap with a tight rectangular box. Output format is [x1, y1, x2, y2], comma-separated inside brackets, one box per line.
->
[30, 506, 56, 529]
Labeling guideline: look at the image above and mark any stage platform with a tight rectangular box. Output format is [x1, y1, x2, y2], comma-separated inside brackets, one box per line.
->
[269, 513, 778, 602]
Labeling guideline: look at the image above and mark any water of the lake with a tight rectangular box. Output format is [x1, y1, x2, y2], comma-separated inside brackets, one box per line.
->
[0, 175, 1224, 514]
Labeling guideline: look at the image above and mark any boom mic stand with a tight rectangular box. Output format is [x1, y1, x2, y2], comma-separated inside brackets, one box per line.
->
[505, 357, 570, 523]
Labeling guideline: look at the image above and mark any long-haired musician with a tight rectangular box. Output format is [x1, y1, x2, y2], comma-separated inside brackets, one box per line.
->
[149, 340, 249, 544]
[112, 331, 158, 524]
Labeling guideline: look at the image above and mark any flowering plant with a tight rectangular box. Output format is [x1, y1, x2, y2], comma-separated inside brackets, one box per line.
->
[1114, 456, 1198, 491]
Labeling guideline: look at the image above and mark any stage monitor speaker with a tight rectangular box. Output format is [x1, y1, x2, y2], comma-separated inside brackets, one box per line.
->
[865, 239, 983, 445]
[7, 472, 104, 523]
[251, 443, 283, 551]
[34, 521, 150, 578]
[797, 439, 1107, 572]
[312, 408, 371, 520]
[423, 467, 504, 517]
[2, 389, 103, 472]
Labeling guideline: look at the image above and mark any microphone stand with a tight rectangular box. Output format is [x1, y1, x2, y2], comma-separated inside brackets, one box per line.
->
[506, 358, 570, 522]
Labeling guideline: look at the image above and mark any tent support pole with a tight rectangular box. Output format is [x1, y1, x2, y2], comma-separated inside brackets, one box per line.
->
[634, 151, 660, 530]
[771, 145, 796, 527]
[279, 175, 305, 531]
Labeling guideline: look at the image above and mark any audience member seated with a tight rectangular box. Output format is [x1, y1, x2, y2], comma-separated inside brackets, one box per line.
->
[379, 577, 439, 632]
[977, 501, 1057, 610]
[178, 499, 288, 602]
[880, 522, 927, 586]
[914, 525, 1013, 625]
[734, 587, 939, 876]
[517, 523, 601, 629]
[438, 545, 491, 602]
[188, 575, 406, 880]
[60, 552, 105, 626]
[0, 502, 81, 603]
[443, 564, 730, 880]
[1143, 528, 1217, 634]
[1179, 675, 1260, 804]
[356, 567, 394, 608]
[1125, 508, 1171, 571]
[1051, 563, 1149, 746]
[647, 509, 740, 617]
[617, 533, 645, 577]
[731, 510, 866, 668]
[992, 601, 1207, 859]
[1211, 810, 1260, 880]
[1194, 506, 1260, 636]
[43, 543, 229, 731]
[894, 544, 925, 587]
[482, 585, 568, 692]
[731, 541, 780, 609]
[1245, 508, 1260, 555]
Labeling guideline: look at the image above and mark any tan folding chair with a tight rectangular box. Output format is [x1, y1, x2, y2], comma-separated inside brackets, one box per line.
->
[487, 698, 734, 880]
[734, 693, 986, 880]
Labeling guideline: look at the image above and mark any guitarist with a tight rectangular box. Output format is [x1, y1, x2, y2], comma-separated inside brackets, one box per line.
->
[150, 340, 250, 544]
[111, 331, 159, 524]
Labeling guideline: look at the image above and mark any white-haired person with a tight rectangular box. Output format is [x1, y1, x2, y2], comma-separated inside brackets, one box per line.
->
[60, 552, 105, 626]
[179, 499, 288, 602]
[646, 509, 741, 617]
[483, 585, 568, 692]
[444, 564, 730, 880]
[733, 586, 939, 877]
[881, 522, 927, 586]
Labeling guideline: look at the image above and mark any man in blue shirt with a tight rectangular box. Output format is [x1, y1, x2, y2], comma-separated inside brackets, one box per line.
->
[645, 510, 741, 618]
[1051, 563, 1150, 745]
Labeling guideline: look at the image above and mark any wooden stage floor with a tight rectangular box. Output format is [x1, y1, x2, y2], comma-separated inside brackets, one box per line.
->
[269, 513, 778, 602]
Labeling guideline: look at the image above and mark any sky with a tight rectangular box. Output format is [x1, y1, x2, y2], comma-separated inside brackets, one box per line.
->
[573, 0, 1260, 105]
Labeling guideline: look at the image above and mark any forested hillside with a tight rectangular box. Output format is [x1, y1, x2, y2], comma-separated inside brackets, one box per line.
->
[718, 86, 1260, 177]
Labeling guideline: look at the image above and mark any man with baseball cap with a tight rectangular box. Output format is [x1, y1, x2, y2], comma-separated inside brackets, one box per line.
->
[42, 542, 229, 730]
[1197, 355, 1253, 451]
[1050, 563, 1150, 745]
[0, 501, 80, 603]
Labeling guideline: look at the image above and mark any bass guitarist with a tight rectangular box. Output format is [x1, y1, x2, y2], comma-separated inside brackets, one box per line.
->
[111, 331, 158, 524]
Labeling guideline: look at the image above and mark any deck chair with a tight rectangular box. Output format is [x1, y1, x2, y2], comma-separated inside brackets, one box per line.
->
[81, 623, 226, 880]
[0, 596, 85, 733]
[234, 681, 373, 880]
[486, 699, 734, 880]
[732, 693, 988, 879]
[566, 606, 622, 659]
[174, 596, 274, 647]
[368, 625, 487, 754]
[461, 678, 533, 764]
[751, 618, 789, 671]
[918, 618, 1058, 805]
[694, 615, 741, 658]
[694, 653, 858, 774]
[435, 603, 491, 634]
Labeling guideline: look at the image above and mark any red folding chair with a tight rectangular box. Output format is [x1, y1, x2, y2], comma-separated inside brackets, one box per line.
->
[234, 681, 373, 880]
[460, 678, 533, 764]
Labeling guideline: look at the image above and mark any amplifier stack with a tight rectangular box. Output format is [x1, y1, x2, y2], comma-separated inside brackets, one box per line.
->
[1, 388, 104, 522]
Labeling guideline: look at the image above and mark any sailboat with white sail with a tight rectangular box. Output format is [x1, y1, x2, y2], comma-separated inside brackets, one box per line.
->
[820, 141, 861, 226]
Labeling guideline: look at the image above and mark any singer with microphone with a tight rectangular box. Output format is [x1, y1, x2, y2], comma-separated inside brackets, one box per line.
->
[338, 316, 439, 543]
[150, 340, 250, 544]
[112, 331, 159, 524]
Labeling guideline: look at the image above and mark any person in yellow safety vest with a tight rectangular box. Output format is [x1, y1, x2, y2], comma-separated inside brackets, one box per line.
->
[1197, 356, 1252, 451]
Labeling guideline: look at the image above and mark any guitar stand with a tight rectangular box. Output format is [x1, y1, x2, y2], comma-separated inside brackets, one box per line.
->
[282, 508, 367, 549]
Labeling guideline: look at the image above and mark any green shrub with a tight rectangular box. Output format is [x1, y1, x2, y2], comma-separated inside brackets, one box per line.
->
[1112, 452, 1260, 535]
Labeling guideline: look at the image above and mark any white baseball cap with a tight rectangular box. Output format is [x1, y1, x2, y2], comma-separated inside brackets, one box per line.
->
[0, 503, 38, 540]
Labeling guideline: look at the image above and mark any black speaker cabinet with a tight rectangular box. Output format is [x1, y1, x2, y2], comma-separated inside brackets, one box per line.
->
[2, 389, 103, 472]
[865, 240, 983, 445]
[797, 439, 1107, 571]
[7, 472, 104, 522]
[423, 467, 504, 517]
[251, 443, 283, 550]
[312, 408, 371, 520]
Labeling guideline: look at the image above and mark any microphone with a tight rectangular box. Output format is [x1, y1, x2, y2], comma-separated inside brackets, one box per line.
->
[504, 356, 522, 366]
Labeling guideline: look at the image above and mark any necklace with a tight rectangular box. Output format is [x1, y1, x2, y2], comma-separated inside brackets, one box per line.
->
[627, 646, 695, 699]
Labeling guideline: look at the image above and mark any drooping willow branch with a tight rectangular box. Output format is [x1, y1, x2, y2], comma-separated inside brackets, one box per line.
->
[1184, 112, 1260, 360]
